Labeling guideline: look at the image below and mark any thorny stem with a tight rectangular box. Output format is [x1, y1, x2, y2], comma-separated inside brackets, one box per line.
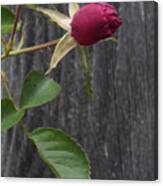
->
[77, 45, 93, 97]
[1, 39, 60, 61]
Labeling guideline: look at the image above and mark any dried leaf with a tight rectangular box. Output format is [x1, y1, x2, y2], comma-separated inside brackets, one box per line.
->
[69, 3, 80, 17]
[46, 33, 77, 75]
[36, 7, 71, 31]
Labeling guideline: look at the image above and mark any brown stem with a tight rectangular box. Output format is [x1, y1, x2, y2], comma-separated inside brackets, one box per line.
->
[1, 39, 60, 61]
[8, 5, 22, 51]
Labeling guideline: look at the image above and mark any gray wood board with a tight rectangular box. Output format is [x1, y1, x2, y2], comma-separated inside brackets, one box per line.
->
[1, 1, 158, 180]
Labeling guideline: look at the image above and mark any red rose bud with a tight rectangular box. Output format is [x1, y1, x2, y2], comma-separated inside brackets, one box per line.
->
[71, 3, 122, 45]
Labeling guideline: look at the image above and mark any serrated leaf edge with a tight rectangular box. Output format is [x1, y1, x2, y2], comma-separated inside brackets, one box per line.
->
[30, 127, 91, 178]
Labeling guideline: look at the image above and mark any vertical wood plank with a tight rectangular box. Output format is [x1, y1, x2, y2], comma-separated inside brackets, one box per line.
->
[1, 2, 157, 180]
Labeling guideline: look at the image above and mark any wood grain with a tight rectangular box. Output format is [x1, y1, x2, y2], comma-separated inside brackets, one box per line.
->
[1, 2, 158, 180]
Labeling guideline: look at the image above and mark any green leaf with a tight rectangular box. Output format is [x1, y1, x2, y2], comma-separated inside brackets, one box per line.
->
[1, 6, 15, 35]
[1, 99, 25, 131]
[19, 71, 61, 109]
[69, 3, 80, 17]
[45, 33, 77, 75]
[35, 7, 71, 31]
[30, 128, 90, 179]
[2, 25, 14, 36]
[1, 6, 22, 37]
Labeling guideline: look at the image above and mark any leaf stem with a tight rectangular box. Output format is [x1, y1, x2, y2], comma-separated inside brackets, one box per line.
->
[1, 39, 60, 61]
[20, 122, 31, 139]
[1, 71, 13, 100]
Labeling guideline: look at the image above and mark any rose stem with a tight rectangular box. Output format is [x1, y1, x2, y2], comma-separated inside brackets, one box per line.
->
[5, 5, 22, 56]
[1, 39, 60, 61]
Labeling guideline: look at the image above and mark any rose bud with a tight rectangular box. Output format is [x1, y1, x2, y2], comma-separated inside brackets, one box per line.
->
[70, 3, 122, 45]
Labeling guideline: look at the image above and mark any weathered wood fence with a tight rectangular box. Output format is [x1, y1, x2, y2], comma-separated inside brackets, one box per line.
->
[2, 2, 157, 180]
